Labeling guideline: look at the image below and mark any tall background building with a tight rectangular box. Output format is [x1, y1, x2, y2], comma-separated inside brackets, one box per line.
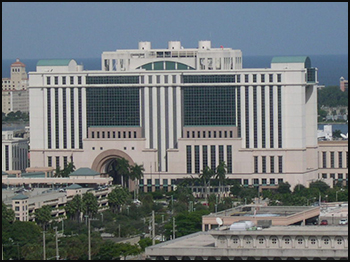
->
[29, 40, 322, 191]
[2, 58, 29, 114]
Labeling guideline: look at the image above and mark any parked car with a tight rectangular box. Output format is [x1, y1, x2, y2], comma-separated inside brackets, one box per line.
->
[339, 219, 348, 225]
[320, 220, 328, 225]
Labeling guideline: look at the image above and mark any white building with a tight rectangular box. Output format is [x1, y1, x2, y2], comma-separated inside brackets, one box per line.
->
[29, 40, 320, 191]
[2, 58, 29, 114]
[2, 131, 29, 172]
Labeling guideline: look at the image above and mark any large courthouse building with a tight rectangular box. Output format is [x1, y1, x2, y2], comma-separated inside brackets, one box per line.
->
[29, 40, 323, 191]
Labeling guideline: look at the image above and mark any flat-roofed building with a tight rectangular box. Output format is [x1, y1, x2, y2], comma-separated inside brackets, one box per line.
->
[145, 225, 348, 260]
[29, 41, 322, 190]
[2, 131, 29, 172]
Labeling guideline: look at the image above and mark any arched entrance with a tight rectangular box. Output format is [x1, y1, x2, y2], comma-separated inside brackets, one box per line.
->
[91, 149, 135, 191]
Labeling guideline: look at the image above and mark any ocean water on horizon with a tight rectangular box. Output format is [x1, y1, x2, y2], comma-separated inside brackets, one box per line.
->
[2, 54, 348, 86]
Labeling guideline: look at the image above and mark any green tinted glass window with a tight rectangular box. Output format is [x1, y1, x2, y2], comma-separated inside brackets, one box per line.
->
[183, 86, 236, 126]
[86, 87, 140, 126]
[154, 61, 164, 70]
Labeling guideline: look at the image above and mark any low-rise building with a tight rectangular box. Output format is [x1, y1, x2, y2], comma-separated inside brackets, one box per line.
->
[145, 225, 348, 260]
[2, 130, 29, 172]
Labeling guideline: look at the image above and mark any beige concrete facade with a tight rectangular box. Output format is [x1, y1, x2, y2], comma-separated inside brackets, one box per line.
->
[27, 41, 346, 192]
[145, 226, 348, 260]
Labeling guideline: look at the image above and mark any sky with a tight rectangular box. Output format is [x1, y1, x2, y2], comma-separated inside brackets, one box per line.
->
[2, 2, 348, 60]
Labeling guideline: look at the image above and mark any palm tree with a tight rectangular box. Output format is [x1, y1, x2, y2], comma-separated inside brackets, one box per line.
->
[66, 194, 83, 221]
[199, 166, 215, 200]
[115, 158, 131, 188]
[130, 163, 145, 199]
[216, 161, 227, 196]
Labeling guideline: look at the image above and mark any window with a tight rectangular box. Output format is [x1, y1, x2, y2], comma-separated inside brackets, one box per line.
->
[330, 151, 335, 168]
[278, 156, 283, 173]
[195, 145, 200, 173]
[253, 74, 257, 83]
[278, 178, 283, 184]
[186, 145, 192, 174]
[270, 178, 275, 185]
[243, 179, 249, 186]
[310, 238, 316, 245]
[277, 74, 282, 82]
[148, 75, 152, 84]
[245, 74, 249, 83]
[270, 156, 275, 173]
[261, 74, 265, 83]
[156, 75, 160, 84]
[54, 76, 58, 85]
[211, 145, 216, 171]
[323, 238, 330, 245]
[269, 74, 273, 83]
[253, 178, 259, 185]
[338, 152, 343, 168]
[254, 156, 258, 173]
[70, 76, 74, 85]
[172, 75, 176, 83]
[262, 156, 266, 173]
[62, 76, 66, 85]
[271, 237, 277, 244]
[164, 75, 168, 84]
[258, 238, 264, 244]
[47, 77, 51, 85]
[322, 152, 327, 168]
[330, 173, 335, 179]
[336, 238, 343, 245]
[322, 173, 327, 179]
[262, 178, 267, 185]
[297, 238, 303, 245]
[237, 74, 241, 83]
[232, 237, 239, 244]
[78, 76, 82, 85]
[284, 238, 290, 244]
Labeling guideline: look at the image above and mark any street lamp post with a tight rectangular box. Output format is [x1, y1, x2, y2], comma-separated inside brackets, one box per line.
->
[336, 188, 344, 202]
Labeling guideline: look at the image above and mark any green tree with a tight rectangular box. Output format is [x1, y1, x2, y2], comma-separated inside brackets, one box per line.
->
[96, 240, 119, 260]
[277, 182, 291, 194]
[117, 158, 131, 187]
[82, 192, 99, 218]
[65, 194, 83, 221]
[309, 180, 330, 192]
[333, 129, 342, 138]
[2, 201, 15, 223]
[215, 161, 227, 195]
[108, 186, 130, 213]
[34, 205, 52, 229]
[130, 163, 144, 199]
[62, 161, 75, 177]
[199, 166, 215, 199]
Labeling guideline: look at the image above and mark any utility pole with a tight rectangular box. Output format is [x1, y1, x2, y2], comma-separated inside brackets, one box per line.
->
[171, 195, 174, 214]
[152, 211, 155, 245]
[53, 226, 59, 260]
[118, 224, 121, 238]
[88, 218, 91, 260]
[43, 230, 46, 260]
[172, 217, 176, 240]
